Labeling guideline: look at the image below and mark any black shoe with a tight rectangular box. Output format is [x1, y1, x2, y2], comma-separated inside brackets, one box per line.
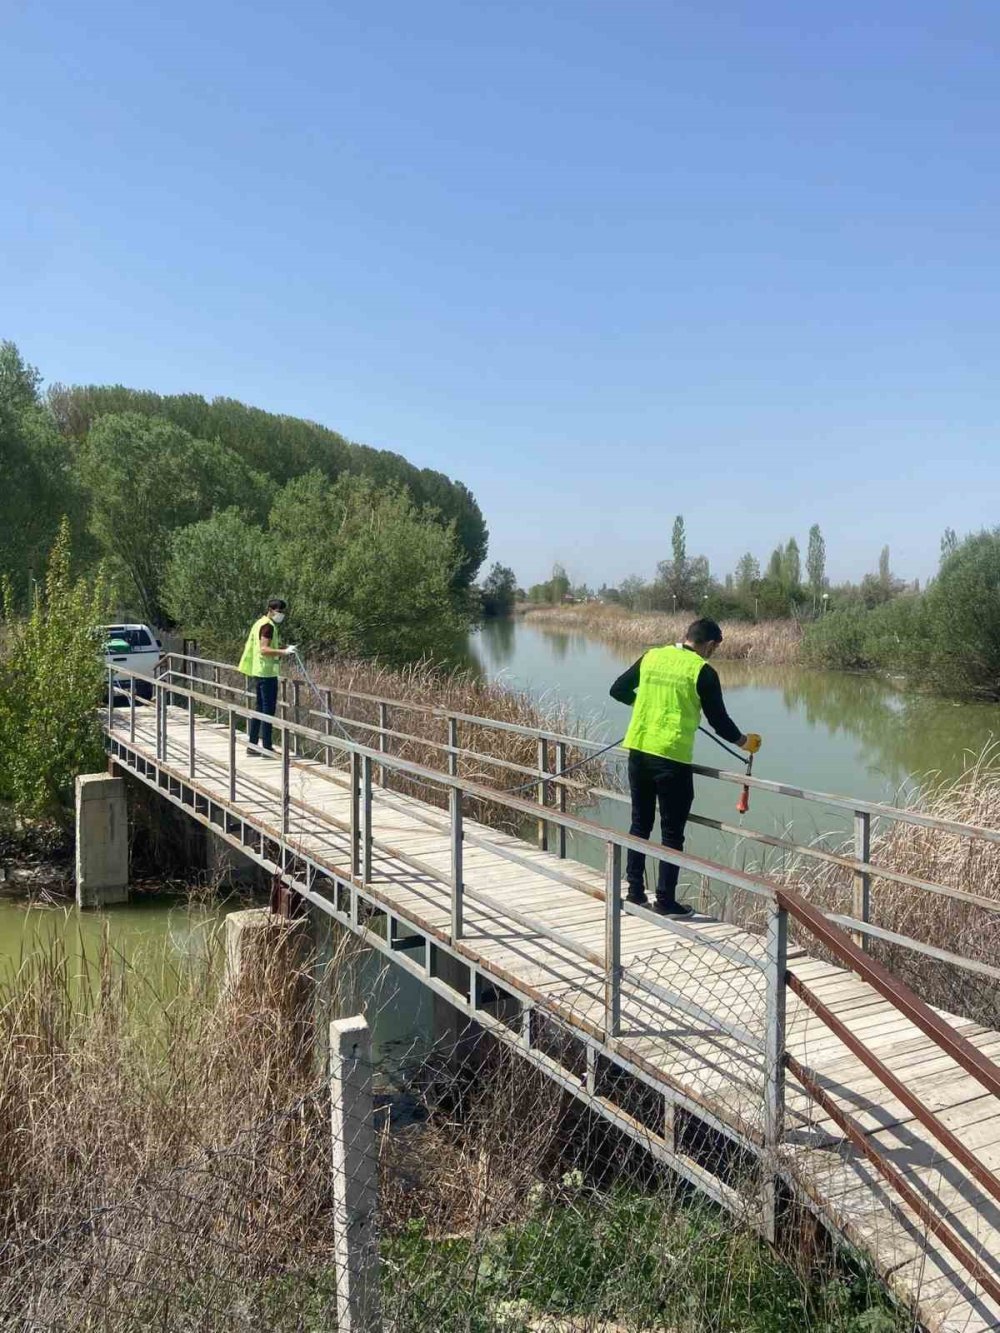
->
[625, 890, 649, 907]
[654, 900, 694, 918]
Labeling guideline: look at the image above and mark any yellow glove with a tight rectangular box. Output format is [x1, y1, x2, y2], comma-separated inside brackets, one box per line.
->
[741, 733, 762, 754]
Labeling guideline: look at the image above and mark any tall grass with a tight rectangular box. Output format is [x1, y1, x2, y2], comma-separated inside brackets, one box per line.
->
[524, 604, 803, 665]
[287, 655, 606, 832]
[0, 916, 907, 1331]
[771, 744, 1000, 1026]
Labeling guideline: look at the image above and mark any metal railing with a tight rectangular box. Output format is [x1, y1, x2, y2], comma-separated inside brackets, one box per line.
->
[106, 654, 1000, 1262]
[152, 651, 1000, 973]
[106, 658, 786, 1147]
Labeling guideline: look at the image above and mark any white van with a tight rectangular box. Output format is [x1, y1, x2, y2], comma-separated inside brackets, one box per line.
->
[103, 623, 162, 700]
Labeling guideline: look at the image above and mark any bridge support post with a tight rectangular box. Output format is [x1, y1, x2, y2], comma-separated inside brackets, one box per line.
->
[75, 773, 129, 908]
[330, 1015, 382, 1333]
[762, 898, 788, 1244]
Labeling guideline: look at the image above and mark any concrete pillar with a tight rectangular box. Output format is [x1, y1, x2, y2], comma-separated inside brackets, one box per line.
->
[75, 773, 129, 908]
[330, 1015, 381, 1332]
[223, 907, 274, 987]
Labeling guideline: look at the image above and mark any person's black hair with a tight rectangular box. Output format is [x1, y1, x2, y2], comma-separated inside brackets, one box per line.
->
[686, 617, 722, 645]
[267, 597, 287, 612]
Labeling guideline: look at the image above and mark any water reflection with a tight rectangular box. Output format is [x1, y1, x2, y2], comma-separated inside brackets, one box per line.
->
[470, 620, 998, 799]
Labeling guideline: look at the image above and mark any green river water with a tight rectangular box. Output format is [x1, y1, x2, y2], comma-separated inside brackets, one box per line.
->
[1, 617, 995, 1058]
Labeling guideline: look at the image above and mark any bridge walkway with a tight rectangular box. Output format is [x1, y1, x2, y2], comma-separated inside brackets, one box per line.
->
[104, 675, 1000, 1333]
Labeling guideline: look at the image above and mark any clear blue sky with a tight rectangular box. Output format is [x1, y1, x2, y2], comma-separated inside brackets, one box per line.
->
[4, 0, 999, 589]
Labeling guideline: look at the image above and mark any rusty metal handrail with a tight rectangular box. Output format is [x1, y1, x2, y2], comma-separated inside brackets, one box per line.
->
[787, 1052, 1000, 1308]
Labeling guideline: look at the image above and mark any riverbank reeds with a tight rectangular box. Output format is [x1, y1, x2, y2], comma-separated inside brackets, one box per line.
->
[0, 915, 906, 1331]
[290, 655, 606, 833]
[523, 604, 803, 665]
[788, 748, 1000, 1027]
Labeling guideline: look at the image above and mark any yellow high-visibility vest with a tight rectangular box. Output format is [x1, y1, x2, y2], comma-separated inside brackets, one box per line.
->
[623, 644, 703, 763]
[237, 615, 281, 678]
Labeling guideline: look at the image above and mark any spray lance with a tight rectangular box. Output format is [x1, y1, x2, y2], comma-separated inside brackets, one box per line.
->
[697, 727, 756, 815]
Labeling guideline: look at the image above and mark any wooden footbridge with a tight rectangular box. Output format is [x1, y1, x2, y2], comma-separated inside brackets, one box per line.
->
[104, 654, 1000, 1333]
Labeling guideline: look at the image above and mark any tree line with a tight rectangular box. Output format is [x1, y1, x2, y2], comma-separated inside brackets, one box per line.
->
[0, 341, 489, 663]
[530, 516, 918, 621]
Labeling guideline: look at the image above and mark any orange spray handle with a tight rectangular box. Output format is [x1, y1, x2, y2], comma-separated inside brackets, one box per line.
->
[736, 752, 753, 815]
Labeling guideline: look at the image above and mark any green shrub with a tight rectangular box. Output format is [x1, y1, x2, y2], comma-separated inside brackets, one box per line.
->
[0, 521, 108, 824]
[801, 607, 875, 671]
[163, 508, 272, 658]
[922, 530, 1000, 699]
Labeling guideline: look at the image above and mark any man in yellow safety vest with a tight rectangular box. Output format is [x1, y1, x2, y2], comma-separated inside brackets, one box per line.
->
[237, 598, 296, 757]
[610, 617, 761, 916]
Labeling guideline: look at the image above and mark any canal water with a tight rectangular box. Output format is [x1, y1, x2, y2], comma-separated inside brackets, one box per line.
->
[469, 615, 998, 867]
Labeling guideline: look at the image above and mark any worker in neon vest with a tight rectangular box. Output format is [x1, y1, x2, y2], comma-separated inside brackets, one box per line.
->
[237, 598, 296, 757]
[610, 618, 761, 915]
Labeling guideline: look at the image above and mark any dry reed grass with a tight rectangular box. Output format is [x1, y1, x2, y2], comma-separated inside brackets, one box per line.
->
[770, 745, 1000, 1026]
[524, 605, 803, 665]
[0, 908, 906, 1330]
[288, 655, 605, 834]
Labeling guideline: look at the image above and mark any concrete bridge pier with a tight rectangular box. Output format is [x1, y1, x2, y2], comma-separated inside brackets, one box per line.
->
[75, 773, 129, 909]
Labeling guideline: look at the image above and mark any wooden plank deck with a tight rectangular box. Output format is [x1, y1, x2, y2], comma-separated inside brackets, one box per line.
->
[114, 704, 1000, 1332]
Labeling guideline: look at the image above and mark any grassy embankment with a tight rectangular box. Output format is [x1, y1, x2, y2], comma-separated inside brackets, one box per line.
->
[522, 603, 803, 665]
[0, 920, 906, 1331]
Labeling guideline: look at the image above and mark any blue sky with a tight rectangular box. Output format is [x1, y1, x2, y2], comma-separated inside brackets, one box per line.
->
[4, 0, 998, 589]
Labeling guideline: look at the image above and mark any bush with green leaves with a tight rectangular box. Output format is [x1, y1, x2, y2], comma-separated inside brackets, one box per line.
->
[269, 471, 469, 665]
[77, 412, 272, 625]
[163, 508, 273, 657]
[0, 341, 90, 608]
[0, 521, 108, 824]
[921, 529, 1000, 699]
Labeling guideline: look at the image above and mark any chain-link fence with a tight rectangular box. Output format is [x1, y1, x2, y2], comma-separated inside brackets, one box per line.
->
[0, 907, 912, 1332]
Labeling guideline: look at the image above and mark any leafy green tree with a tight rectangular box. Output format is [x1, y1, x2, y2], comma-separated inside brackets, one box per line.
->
[163, 509, 272, 656]
[0, 342, 88, 605]
[735, 553, 760, 592]
[269, 472, 467, 664]
[940, 527, 958, 562]
[48, 382, 488, 588]
[806, 524, 826, 600]
[0, 521, 108, 823]
[781, 537, 801, 591]
[77, 413, 272, 624]
[549, 563, 570, 603]
[766, 545, 784, 582]
[481, 563, 517, 617]
[922, 530, 1000, 698]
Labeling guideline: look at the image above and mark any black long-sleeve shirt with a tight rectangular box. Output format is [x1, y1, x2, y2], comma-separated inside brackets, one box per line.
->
[609, 646, 743, 745]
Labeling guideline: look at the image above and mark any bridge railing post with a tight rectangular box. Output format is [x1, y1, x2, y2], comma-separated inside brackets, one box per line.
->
[324, 689, 334, 766]
[361, 754, 372, 883]
[450, 786, 464, 943]
[555, 741, 567, 859]
[604, 841, 622, 1039]
[281, 728, 291, 837]
[350, 751, 361, 878]
[537, 737, 549, 853]
[853, 810, 871, 951]
[157, 680, 167, 762]
[188, 693, 196, 780]
[292, 679, 301, 757]
[378, 703, 389, 788]
[762, 894, 788, 1243]
[212, 664, 221, 723]
[106, 666, 114, 735]
[447, 716, 458, 778]
[129, 674, 136, 744]
[228, 708, 237, 802]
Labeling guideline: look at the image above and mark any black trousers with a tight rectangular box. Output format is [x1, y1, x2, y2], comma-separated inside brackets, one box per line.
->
[249, 675, 279, 750]
[626, 750, 695, 902]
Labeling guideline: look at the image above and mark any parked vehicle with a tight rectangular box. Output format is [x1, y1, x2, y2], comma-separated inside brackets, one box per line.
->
[103, 623, 162, 701]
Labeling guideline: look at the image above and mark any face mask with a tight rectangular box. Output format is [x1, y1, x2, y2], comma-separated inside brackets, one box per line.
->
[271, 611, 285, 624]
